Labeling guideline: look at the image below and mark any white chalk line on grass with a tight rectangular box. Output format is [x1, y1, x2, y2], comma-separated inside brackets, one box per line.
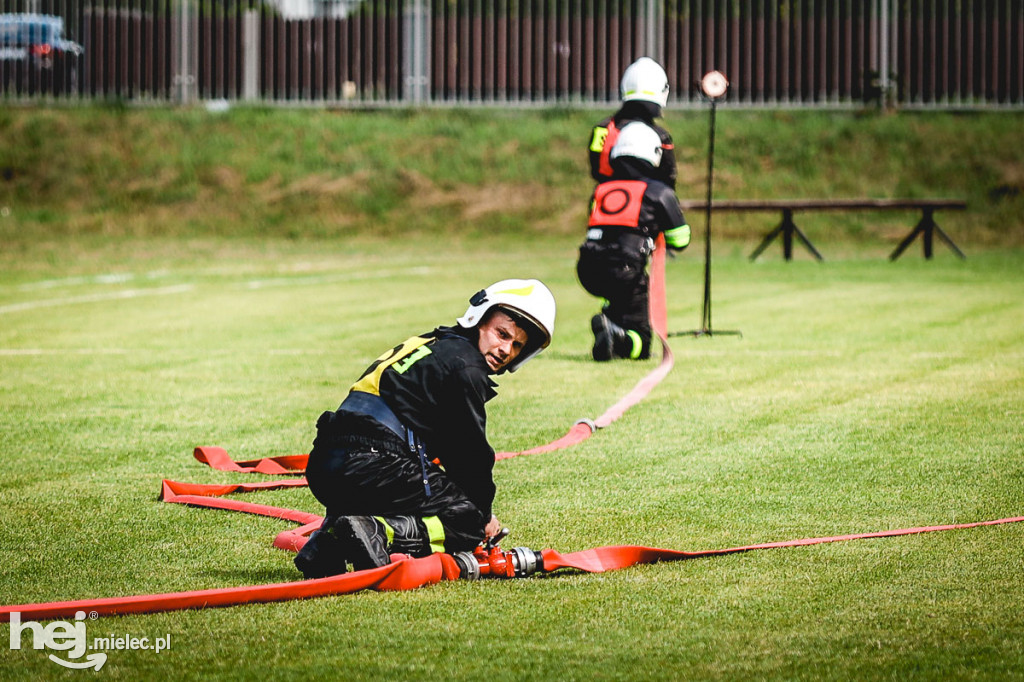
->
[244, 266, 433, 289]
[12, 265, 431, 294]
[0, 348, 130, 355]
[0, 348, 335, 356]
[4, 265, 431, 309]
[1, 264, 432, 317]
[0, 284, 195, 315]
[18, 273, 135, 290]
[14, 271, 177, 291]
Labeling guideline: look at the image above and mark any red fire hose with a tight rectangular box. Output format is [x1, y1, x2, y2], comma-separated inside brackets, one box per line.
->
[498, 233, 674, 457]
[5, 484, 1021, 622]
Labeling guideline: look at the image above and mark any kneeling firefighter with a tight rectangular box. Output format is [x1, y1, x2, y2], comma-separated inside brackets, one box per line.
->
[588, 56, 677, 190]
[577, 121, 691, 361]
[295, 279, 556, 578]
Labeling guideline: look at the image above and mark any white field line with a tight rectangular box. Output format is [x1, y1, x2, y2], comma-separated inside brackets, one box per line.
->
[244, 266, 432, 289]
[18, 273, 135, 290]
[1, 265, 433, 316]
[10, 262, 430, 294]
[0, 348, 331, 356]
[0, 348, 130, 355]
[0, 284, 195, 314]
[14, 271, 177, 291]
[6, 264, 430, 296]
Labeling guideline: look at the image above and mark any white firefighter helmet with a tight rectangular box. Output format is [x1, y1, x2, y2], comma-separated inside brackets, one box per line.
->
[610, 121, 664, 168]
[457, 278, 556, 373]
[620, 57, 670, 108]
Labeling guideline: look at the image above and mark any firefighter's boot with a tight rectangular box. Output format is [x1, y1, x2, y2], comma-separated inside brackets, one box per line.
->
[592, 313, 640, 361]
[334, 515, 444, 571]
[591, 313, 617, 361]
[294, 516, 348, 579]
[330, 516, 391, 570]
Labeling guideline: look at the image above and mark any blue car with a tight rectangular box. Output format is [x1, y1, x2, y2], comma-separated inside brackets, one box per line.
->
[0, 13, 84, 96]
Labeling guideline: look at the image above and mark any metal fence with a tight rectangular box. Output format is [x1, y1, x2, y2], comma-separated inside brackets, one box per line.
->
[2, 0, 1022, 108]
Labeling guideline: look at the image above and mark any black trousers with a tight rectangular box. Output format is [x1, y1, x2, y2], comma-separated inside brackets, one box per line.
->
[305, 434, 487, 553]
[576, 240, 652, 359]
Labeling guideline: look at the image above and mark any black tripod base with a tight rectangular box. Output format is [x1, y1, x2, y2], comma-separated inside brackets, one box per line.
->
[889, 209, 967, 261]
[749, 209, 824, 262]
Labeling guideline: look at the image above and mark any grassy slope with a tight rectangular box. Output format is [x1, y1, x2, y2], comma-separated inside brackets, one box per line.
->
[1, 105, 1023, 249]
[0, 107, 1022, 679]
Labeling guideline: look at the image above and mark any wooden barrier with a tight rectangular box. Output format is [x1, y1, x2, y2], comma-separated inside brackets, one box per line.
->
[678, 199, 967, 262]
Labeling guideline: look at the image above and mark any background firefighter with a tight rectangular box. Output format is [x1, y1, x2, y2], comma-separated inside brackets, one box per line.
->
[588, 57, 677, 190]
[577, 122, 691, 361]
[294, 279, 556, 578]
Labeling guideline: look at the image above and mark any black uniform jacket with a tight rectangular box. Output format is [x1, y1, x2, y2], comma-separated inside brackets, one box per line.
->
[342, 325, 499, 518]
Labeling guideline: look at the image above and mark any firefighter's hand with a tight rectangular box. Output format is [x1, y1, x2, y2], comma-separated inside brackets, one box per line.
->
[484, 515, 502, 538]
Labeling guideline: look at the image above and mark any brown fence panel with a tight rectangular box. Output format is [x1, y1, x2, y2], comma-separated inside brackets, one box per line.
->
[207, 1, 402, 102]
[424, 0, 650, 104]
[895, 0, 1024, 107]
[663, 0, 880, 106]
[2, 0, 1021, 107]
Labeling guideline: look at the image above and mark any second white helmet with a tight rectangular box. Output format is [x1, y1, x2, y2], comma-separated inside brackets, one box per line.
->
[620, 57, 669, 108]
[457, 278, 556, 373]
[610, 121, 663, 168]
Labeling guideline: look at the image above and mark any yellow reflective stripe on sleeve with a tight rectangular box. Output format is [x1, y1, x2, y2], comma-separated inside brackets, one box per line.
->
[664, 224, 691, 249]
[422, 515, 446, 554]
[589, 126, 609, 153]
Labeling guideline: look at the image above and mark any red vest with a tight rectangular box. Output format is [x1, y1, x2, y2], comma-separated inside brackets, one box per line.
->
[588, 180, 647, 229]
[597, 120, 620, 178]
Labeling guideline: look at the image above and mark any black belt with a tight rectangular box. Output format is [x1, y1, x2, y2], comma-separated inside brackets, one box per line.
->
[338, 391, 433, 496]
[586, 228, 653, 255]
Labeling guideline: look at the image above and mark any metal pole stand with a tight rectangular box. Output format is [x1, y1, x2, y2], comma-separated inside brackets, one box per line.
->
[671, 71, 741, 339]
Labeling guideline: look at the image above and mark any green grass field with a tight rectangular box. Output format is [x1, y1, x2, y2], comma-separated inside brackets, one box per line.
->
[1, 232, 1021, 680]
[1, 106, 1023, 679]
